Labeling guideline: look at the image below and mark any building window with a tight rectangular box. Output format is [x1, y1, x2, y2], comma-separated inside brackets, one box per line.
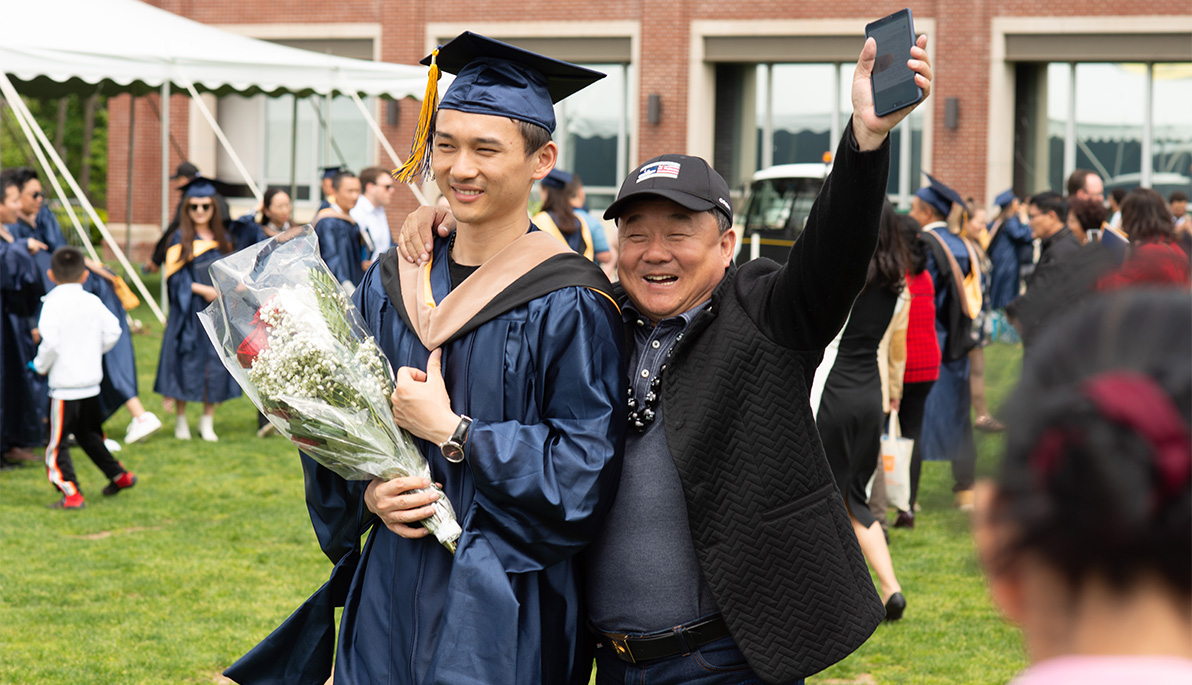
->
[553, 62, 631, 212]
[1046, 62, 1191, 196]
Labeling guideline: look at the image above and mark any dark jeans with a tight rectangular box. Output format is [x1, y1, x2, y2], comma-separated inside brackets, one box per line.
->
[900, 380, 934, 510]
[594, 635, 801, 685]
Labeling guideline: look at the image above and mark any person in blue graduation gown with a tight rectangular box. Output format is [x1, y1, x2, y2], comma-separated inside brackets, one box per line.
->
[312, 171, 366, 290]
[986, 189, 1034, 312]
[224, 33, 624, 685]
[154, 179, 263, 442]
[910, 174, 979, 507]
[316, 166, 341, 212]
[0, 235, 45, 461]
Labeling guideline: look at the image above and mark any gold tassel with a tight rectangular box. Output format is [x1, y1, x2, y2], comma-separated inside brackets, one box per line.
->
[393, 49, 441, 185]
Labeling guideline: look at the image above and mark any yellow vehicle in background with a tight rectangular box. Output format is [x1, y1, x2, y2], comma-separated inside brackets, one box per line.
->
[733, 162, 831, 265]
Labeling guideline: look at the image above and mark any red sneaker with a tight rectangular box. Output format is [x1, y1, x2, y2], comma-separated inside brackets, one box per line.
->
[103, 472, 138, 496]
[48, 493, 86, 509]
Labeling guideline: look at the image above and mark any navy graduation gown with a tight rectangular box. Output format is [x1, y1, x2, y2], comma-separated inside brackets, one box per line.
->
[154, 230, 261, 403]
[0, 239, 45, 451]
[228, 238, 625, 685]
[986, 215, 1033, 311]
[313, 216, 364, 288]
[83, 268, 138, 421]
[922, 227, 975, 465]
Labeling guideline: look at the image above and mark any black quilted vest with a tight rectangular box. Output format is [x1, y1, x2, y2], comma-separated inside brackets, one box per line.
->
[658, 261, 885, 684]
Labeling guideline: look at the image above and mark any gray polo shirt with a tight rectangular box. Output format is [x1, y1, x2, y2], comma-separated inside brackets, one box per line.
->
[585, 300, 720, 634]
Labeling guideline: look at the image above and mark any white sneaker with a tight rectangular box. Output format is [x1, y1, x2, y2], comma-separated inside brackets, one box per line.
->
[175, 416, 191, 440]
[198, 415, 218, 443]
[125, 412, 163, 444]
[104, 438, 122, 453]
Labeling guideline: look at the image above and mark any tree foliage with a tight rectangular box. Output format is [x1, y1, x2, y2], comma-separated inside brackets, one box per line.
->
[1, 94, 108, 205]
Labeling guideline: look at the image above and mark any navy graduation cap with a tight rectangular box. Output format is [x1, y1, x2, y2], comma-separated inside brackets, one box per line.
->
[393, 32, 605, 184]
[915, 172, 967, 218]
[994, 188, 1016, 209]
[179, 176, 234, 199]
[320, 166, 344, 180]
[541, 168, 574, 191]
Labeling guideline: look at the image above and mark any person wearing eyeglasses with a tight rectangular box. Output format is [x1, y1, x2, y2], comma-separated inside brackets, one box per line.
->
[154, 178, 253, 442]
[350, 167, 395, 267]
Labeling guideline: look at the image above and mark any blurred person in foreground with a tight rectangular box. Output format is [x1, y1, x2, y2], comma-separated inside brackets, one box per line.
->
[975, 289, 1191, 684]
[1066, 197, 1107, 246]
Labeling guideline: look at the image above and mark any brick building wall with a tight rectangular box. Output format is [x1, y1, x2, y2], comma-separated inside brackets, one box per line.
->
[106, 0, 1188, 234]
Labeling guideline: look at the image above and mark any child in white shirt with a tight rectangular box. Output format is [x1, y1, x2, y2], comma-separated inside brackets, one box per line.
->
[32, 246, 136, 509]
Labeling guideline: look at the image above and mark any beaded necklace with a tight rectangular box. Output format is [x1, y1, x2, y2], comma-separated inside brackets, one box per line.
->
[626, 332, 683, 432]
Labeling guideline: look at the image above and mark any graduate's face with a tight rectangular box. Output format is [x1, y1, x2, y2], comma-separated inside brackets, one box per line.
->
[335, 177, 361, 213]
[0, 185, 20, 224]
[617, 198, 735, 324]
[432, 109, 554, 228]
[19, 179, 43, 216]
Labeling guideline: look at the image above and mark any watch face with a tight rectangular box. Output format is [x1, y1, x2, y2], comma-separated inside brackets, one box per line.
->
[441, 443, 465, 463]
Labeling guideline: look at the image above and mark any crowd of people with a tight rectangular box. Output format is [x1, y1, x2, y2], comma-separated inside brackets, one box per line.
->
[1, 24, 1189, 685]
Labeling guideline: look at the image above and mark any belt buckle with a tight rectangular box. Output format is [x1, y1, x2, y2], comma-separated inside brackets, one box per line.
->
[604, 633, 636, 664]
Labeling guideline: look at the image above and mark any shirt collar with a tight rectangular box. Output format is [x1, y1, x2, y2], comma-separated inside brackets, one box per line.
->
[622, 298, 711, 329]
[354, 195, 377, 213]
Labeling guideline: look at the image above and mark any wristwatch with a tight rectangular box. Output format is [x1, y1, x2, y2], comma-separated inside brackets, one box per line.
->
[440, 415, 472, 463]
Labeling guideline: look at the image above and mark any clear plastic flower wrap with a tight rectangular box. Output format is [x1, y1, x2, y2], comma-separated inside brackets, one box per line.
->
[198, 226, 461, 553]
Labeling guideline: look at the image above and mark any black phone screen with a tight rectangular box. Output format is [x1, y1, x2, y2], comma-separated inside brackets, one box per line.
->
[866, 9, 922, 117]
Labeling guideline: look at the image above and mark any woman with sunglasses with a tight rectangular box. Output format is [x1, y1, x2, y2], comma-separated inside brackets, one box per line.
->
[153, 179, 251, 441]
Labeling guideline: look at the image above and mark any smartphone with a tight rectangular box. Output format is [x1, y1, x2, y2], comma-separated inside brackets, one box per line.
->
[865, 9, 923, 117]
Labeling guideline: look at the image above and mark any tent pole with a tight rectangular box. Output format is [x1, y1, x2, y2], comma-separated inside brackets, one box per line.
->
[161, 80, 170, 318]
[0, 72, 165, 323]
[126, 95, 135, 255]
[347, 91, 428, 206]
[324, 92, 332, 169]
[182, 81, 263, 203]
[3, 87, 99, 261]
[289, 95, 298, 206]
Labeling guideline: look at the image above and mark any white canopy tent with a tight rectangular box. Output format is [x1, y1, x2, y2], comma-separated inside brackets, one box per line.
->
[0, 0, 431, 322]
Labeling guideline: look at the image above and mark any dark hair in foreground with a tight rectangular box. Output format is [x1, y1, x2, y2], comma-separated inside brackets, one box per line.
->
[9, 167, 38, 192]
[1110, 187, 1128, 206]
[50, 245, 86, 283]
[993, 290, 1191, 597]
[897, 213, 928, 276]
[1121, 188, 1176, 244]
[865, 201, 908, 293]
[517, 120, 552, 156]
[0, 169, 20, 195]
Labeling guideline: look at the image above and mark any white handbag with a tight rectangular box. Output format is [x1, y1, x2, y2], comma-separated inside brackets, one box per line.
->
[880, 409, 915, 512]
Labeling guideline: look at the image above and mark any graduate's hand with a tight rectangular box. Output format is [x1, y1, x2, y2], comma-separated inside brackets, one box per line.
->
[851, 34, 932, 151]
[25, 238, 48, 255]
[365, 476, 439, 539]
[392, 349, 459, 446]
[398, 206, 455, 265]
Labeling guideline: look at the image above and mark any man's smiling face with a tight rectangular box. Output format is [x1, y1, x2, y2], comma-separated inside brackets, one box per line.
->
[617, 197, 735, 324]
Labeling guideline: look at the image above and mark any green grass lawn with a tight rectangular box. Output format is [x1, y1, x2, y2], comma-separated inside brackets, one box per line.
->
[1, 277, 1027, 684]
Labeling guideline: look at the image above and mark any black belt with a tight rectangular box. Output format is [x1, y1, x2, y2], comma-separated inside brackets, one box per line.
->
[595, 614, 732, 664]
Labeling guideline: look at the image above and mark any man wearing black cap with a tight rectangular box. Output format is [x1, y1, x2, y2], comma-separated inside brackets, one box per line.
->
[398, 28, 933, 685]
[226, 33, 625, 685]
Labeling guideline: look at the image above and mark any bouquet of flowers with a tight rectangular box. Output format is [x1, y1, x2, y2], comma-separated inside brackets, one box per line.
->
[198, 226, 461, 552]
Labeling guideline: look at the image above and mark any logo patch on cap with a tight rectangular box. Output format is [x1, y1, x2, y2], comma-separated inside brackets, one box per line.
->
[637, 161, 681, 183]
[718, 198, 730, 210]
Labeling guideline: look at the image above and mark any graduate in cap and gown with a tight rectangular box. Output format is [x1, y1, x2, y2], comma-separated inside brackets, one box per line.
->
[910, 173, 980, 508]
[317, 166, 342, 212]
[0, 174, 47, 463]
[534, 168, 596, 259]
[985, 189, 1034, 312]
[225, 32, 625, 685]
[312, 170, 367, 290]
[154, 178, 263, 442]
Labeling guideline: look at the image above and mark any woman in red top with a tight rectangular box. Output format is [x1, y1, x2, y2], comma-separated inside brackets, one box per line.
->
[896, 214, 942, 528]
[1099, 189, 1191, 291]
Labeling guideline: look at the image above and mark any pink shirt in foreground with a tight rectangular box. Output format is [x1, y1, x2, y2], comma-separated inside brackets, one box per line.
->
[1010, 655, 1192, 685]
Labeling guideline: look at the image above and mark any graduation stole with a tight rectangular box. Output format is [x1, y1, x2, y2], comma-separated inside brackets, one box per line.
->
[380, 230, 618, 351]
[163, 239, 220, 278]
[534, 211, 595, 261]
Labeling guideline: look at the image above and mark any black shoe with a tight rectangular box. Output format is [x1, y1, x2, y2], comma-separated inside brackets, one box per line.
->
[884, 592, 906, 621]
[893, 510, 915, 529]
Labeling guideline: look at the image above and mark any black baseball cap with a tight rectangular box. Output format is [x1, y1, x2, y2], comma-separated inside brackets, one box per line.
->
[171, 161, 199, 180]
[604, 154, 733, 224]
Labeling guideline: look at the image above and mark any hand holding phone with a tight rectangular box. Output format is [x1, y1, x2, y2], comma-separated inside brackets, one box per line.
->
[866, 9, 923, 117]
